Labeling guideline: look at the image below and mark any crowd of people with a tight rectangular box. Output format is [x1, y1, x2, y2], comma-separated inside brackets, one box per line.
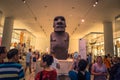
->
[0, 46, 120, 80]
[68, 53, 120, 80]
[0, 46, 60, 80]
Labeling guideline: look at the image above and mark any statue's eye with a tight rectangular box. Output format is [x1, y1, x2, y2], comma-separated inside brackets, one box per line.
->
[54, 18, 58, 21]
[61, 18, 65, 21]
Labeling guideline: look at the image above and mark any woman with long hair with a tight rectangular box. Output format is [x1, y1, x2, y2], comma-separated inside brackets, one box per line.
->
[91, 56, 108, 80]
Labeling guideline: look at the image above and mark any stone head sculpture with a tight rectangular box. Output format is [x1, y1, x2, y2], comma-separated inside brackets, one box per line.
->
[53, 16, 66, 32]
[50, 16, 69, 60]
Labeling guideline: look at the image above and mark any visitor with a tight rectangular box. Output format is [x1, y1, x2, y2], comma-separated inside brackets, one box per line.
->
[68, 52, 80, 80]
[91, 56, 107, 80]
[25, 48, 32, 73]
[32, 51, 37, 71]
[78, 59, 90, 80]
[0, 46, 7, 63]
[109, 57, 120, 80]
[35, 54, 57, 80]
[103, 55, 111, 73]
[0, 48, 25, 80]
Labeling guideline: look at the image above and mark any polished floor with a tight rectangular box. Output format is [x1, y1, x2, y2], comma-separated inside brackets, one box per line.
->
[25, 70, 35, 80]
[24, 63, 71, 80]
[21, 58, 71, 80]
[21, 58, 107, 80]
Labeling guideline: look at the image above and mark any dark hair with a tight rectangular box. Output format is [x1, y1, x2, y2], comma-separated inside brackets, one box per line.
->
[42, 54, 53, 66]
[7, 49, 18, 59]
[78, 59, 88, 71]
[0, 46, 6, 54]
[104, 55, 107, 58]
[29, 48, 31, 52]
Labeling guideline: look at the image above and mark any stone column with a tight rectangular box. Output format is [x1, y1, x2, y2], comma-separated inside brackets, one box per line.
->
[1, 17, 14, 50]
[0, 11, 3, 25]
[103, 22, 114, 56]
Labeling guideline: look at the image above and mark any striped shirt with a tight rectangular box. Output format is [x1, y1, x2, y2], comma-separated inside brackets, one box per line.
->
[0, 62, 25, 80]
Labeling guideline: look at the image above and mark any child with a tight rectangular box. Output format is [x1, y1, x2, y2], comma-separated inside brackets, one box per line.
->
[35, 54, 57, 80]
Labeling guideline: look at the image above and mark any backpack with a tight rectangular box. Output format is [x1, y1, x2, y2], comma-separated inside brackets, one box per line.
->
[33, 57, 36, 62]
[78, 71, 91, 80]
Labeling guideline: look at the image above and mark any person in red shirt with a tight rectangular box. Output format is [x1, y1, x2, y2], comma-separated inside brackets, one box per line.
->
[35, 54, 57, 80]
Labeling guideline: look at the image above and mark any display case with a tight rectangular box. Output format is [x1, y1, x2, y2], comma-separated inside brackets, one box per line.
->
[11, 29, 36, 51]
[82, 32, 104, 56]
[114, 31, 120, 57]
[114, 15, 120, 57]
[0, 26, 36, 51]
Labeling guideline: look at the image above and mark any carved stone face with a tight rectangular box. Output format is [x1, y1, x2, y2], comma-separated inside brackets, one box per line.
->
[53, 16, 66, 32]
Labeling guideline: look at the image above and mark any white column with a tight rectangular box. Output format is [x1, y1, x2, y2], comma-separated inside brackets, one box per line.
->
[103, 22, 114, 56]
[1, 17, 14, 50]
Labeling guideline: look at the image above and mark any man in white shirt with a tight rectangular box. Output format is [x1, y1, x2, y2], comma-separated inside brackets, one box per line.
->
[25, 48, 32, 73]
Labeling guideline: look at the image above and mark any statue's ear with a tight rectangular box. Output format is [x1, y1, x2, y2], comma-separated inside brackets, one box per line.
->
[65, 23, 66, 27]
[53, 22, 55, 28]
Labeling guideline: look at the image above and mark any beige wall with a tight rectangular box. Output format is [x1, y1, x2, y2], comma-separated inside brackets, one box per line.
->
[69, 38, 79, 54]
[35, 37, 79, 54]
[35, 37, 50, 52]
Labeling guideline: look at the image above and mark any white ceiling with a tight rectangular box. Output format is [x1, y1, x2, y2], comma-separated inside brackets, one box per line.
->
[0, 0, 120, 39]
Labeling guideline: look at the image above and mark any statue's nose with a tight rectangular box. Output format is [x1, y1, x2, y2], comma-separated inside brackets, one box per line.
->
[57, 22, 63, 25]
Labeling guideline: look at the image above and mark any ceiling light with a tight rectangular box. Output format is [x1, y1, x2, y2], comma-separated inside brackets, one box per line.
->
[81, 19, 85, 22]
[95, 2, 98, 4]
[93, 4, 96, 7]
[22, 0, 26, 3]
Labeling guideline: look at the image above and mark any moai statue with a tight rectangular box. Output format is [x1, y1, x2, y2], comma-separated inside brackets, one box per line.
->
[50, 16, 69, 60]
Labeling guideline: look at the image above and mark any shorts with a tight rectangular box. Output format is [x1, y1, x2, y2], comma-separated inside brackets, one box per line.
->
[33, 57, 36, 62]
[26, 62, 31, 66]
